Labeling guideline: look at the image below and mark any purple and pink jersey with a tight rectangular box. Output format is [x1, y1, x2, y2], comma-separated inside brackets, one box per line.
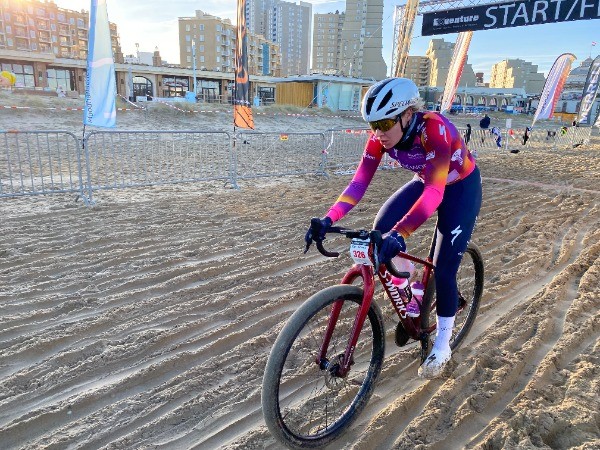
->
[327, 111, 477, 237]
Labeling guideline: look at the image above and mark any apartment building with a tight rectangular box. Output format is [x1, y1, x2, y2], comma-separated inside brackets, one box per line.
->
[339, 0, 386, 79]
[425, 38, 476, 88]
[489, 59, 545, 94]
[0, 0, 122, 90]
[312, 12, 344, 74]
[246, 0, 311, 77]
[404, 56, 430, 87]
[178, 10, 281, 77]
[564, 56, 595, 90]
[311, 0, 387, 80]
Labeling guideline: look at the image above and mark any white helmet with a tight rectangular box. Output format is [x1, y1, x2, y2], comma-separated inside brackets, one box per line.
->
[361, 78, 420, 122]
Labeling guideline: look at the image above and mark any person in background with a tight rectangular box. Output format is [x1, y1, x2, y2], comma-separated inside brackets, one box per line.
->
[522, 127, 531, 146]
[490, 126, 502, 148]
[464, 123, 472, 145]
[479, 114, 491, 143]
[305, 78, 482, 379]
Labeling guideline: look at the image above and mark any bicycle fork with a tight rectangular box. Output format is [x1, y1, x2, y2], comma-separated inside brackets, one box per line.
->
[316, 264, 375, 378]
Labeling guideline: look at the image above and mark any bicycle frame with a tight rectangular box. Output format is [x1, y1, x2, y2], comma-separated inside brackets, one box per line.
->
[316, 247, 435, 378]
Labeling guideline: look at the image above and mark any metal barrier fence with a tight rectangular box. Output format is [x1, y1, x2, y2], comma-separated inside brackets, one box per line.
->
[0, 131, 85, 198]
[0, 125, 594, 202]
[233, 131, 326, 182]
[323, 128, 370, 173]
[465, 126, 592, 153]
[84, 130, 233, 192]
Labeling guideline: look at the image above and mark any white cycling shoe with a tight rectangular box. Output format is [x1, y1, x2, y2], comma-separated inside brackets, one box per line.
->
[418, 347, 451, 379]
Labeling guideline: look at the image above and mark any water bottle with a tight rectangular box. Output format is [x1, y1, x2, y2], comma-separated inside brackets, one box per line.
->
[410, 281, 424, 303]
[392, 256, 415, 280]
[406, 281, 424, 318]
[391, 273, 413, 304]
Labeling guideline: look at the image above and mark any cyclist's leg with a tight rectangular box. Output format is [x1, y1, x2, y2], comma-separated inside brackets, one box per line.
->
[372, 178, 424, 232]
[419, 167, 482, 378]
[433, 166, 482, 316]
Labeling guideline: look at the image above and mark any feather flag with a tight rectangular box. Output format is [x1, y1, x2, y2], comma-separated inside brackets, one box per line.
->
[233, 0, 254, 129]
[440, 31, 472, 115]
[84, 0, 116, 127]
[531, 53, 576, 127]
[576, 55, 600, 125]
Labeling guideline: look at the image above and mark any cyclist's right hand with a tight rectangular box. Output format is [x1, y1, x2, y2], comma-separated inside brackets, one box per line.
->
[377, 230, 406, 264]
[304, 216, 333, 249]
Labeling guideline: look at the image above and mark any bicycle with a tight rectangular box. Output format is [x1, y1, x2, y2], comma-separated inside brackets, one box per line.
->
[261, 220, 484, 449]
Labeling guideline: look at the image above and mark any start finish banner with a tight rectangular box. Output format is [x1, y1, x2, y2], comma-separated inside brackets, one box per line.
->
[422, 0, 600, 36]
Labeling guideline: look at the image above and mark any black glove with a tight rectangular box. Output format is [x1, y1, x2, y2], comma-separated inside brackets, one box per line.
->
[305, 216, 333, 247]
[377, 231, 406, 264]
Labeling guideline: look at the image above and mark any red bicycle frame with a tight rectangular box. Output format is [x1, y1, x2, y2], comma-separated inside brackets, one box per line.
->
[316, 249, 435, 378]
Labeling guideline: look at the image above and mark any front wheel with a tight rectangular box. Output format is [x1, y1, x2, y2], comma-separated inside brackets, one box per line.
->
[261, 285, 385, 449]
[420, 242, 484, 360]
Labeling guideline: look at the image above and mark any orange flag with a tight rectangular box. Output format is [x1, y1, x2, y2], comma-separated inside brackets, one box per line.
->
[234, 0, 254, 129]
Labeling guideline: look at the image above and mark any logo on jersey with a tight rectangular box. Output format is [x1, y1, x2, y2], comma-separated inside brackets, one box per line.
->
[450, 225, 462, 245]
[451, 149, 463, 165]
[439, 124, 449, 144]
[426, 151, 435, 161]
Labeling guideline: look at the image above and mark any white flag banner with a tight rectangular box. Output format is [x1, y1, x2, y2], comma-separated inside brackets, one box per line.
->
[576, 55, 600, 125]
[84, 0, 116, 127]
[531, 53, 576, 127]
[440, 31, 472, 115]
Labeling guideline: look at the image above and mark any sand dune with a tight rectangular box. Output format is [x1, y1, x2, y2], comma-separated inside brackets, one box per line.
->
[0, 96, 598, 449]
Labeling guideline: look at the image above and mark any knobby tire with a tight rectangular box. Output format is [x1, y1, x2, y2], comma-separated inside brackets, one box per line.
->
[261, 285, 385, 449]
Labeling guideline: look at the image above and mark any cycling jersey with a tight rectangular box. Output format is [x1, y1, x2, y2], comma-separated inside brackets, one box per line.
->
[327, 111, 477, 237]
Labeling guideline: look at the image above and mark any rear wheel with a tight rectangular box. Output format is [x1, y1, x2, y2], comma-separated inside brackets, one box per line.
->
[420, 242, 484, 361]
[261, 285, 385, 449]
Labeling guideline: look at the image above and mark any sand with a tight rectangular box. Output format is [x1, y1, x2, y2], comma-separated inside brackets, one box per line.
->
[0, 92, 599, 449]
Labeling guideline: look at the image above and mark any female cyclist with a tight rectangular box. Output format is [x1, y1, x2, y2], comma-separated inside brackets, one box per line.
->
[305, 78, 482, 379]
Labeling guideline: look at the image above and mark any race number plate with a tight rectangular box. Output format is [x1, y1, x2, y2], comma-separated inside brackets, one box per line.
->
[350, 238, 371, 266]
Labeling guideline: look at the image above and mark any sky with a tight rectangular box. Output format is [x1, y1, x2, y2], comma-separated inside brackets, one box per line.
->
[58, 0, 600, 81]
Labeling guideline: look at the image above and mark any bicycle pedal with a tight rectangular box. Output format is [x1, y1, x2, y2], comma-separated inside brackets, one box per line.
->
[395, 322, 410, 347]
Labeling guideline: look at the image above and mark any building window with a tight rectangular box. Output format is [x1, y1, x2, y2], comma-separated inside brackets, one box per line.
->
[47, 68, 73, 90]
[185, 24, 190, 31]
[199, 45, 204, 52]
[3, 63, 35, 87]
[185, 35, 190, 42]
[199, 24, 204, 31]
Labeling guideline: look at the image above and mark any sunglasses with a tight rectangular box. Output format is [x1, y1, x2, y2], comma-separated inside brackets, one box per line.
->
[368, 116, 400, 132]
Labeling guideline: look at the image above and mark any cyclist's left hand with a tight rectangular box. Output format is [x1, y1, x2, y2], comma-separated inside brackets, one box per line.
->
[304, 216, 333, 246]
[377, 231, 406, 264]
